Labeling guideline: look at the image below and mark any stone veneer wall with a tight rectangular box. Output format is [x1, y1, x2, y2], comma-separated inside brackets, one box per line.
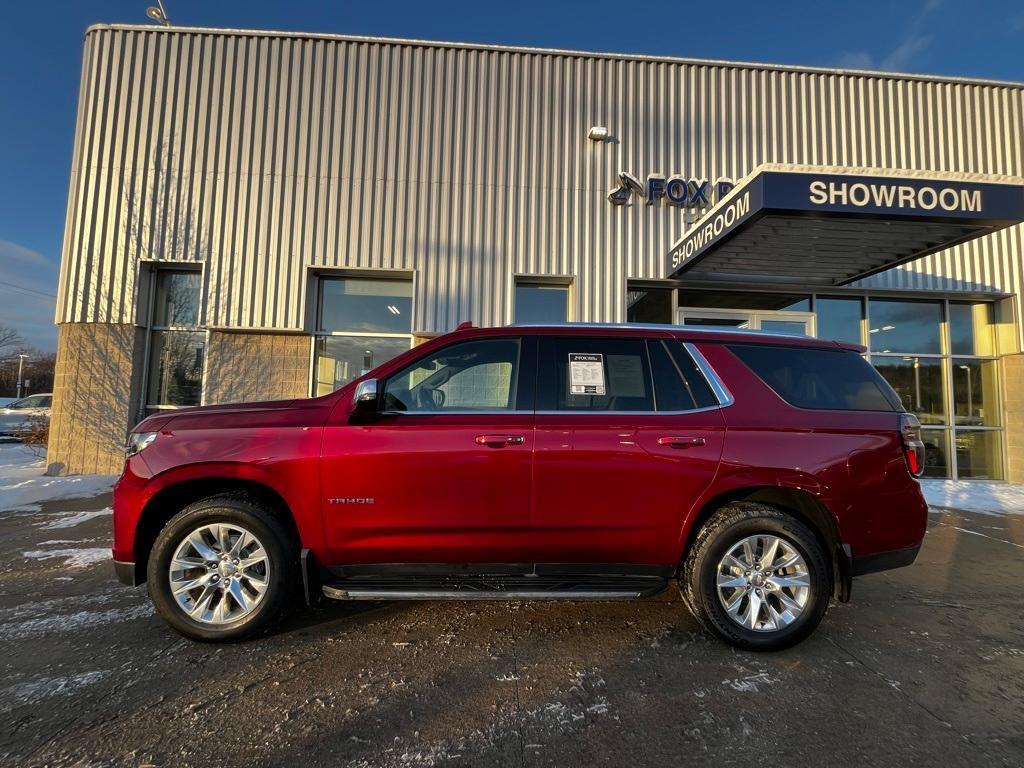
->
[204, 331, 311, 404]
[1003, 353, 1024, 483]
[47, 323, 145, 476]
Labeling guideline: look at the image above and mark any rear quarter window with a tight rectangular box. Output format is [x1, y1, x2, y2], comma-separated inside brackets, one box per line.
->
[727, 344, 900, 412]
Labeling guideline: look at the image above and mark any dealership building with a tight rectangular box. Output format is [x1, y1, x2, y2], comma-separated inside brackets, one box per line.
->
[51, 24, 1024, 481]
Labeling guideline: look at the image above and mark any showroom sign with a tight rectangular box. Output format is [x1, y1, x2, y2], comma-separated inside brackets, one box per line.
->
[608, 172, 734, 207]
[666, 169, 1024, 278]
[808, 179, 982, 213]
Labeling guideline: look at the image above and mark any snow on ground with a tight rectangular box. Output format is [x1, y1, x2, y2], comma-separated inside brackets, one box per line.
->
[38, 507, 113, 529]
[0, 443, 116, 513]
[22, 548, 112, 568]
[920, 479, 1024, 515]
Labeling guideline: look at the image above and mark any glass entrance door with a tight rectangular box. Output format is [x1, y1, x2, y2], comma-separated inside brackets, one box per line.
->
[678, 308, 814, 336]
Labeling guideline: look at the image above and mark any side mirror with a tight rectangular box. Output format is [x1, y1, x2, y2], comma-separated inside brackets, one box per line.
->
[352, 378, 379, 417]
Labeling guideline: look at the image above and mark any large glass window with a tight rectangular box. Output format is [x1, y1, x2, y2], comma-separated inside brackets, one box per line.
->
[815, 296, 862, 345]
[953, 358, 1000, 427]
[870, 357, 945, 425]
[866, 299, 942, 354]
[313, 276, 413, 396]
[954, 430, 1004, 480]
[515, 281, 569, 323]
[627, 287, 673, 324]
[383, 339, 520, 412]
[318, 277, 412, 334]
[949, 303, 995, 356]
[146, 270, 204, 409]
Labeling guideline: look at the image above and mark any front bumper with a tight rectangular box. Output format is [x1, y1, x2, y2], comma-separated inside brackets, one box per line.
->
[851, 544, 921, 577]
[114, 559, 141, 586]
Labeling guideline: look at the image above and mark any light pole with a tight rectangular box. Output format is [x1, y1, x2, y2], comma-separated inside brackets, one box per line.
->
[959, 364, 974, 420]
[15, 353, 29, 399]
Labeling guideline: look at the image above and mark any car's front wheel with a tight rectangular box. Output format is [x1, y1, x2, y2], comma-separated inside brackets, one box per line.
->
[147, 495, 296, 642]
[681, 502, 830, 651]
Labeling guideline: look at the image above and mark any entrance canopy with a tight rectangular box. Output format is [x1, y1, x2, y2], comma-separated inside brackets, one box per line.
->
[666, 165, 1024, 285]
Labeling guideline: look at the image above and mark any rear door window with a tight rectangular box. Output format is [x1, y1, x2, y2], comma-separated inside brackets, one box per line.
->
[727, 343, 900, 412]
[538, 337, 653, 412]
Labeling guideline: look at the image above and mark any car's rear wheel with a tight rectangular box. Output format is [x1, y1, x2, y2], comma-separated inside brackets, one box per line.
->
[681, 501, 830, 651]
[147, 495, 296, 642]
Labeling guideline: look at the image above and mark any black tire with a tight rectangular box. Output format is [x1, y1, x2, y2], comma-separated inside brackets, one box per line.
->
[147, 495, 297, 642]
[680, 501, 830, 651]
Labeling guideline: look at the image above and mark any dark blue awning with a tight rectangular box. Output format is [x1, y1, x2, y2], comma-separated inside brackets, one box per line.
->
[666, 166, 1024, 285]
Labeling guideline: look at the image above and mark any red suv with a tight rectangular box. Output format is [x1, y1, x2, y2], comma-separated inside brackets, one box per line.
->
[113, 324, 927, 650]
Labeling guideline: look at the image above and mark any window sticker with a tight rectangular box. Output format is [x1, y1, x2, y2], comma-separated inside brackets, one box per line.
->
[569, 353, 606, 395]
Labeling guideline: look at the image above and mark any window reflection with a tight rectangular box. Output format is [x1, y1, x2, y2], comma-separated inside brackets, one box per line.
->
[949, 303, 995, 356]
[867, 299, 942, 354]
[314, 336, 411, 396]
[871, 356, 946, 425]
[319, 278, 412, 334]
[147, 330, 205, 406]
[955, 430, 1004, 480]
[953, 358, 1000, 427]
[815, 296, 862, 345]
[921, 428, 950, 479]
[515, 283, 569, 323]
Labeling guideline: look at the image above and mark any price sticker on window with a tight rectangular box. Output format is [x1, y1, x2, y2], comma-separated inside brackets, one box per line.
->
[569, 353, 606, 395]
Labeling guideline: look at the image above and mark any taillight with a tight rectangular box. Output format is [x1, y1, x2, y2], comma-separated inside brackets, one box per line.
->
[900, 413, 925, 478]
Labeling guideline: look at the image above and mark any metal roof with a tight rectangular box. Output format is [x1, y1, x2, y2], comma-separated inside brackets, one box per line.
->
[667, 165, 1024, 286]
[85, 24, 1024, 90]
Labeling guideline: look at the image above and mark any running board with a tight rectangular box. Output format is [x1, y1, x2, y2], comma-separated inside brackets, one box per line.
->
[322, 575, 668, 601]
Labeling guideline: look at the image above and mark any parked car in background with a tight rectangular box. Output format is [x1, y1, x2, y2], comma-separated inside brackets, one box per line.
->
[0, 393, 52, 437]
[112, 324, 928, 651]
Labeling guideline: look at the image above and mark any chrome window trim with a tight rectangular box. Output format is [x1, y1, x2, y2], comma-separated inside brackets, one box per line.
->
[684, 342, 735, 407]
[534, 405, 724, 416]
[380, 409, 532, 416]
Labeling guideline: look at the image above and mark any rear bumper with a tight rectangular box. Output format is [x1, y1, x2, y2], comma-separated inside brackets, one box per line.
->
[114, 559, 141, 586]
[851, 544, 921, 577]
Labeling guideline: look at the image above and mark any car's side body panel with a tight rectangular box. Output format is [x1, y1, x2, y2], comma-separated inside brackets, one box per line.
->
[112, 325, 928, 593]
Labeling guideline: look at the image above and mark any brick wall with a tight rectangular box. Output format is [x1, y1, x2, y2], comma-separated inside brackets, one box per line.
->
[47, 323, 145, 476]
[1003, 353, 1024, 483]
[205, 331, 311, 404]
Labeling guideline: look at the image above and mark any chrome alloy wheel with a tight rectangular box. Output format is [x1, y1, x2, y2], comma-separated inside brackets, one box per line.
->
[715, 534, 810, 632]
[168, 523, 270, 624]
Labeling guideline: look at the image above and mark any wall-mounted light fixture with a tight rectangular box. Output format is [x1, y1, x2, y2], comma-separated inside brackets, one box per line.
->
[588, 126, 610, 142]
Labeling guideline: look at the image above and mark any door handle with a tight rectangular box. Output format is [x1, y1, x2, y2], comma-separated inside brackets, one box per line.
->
[475, 434, 525, 447]
[657, 436, 706, 448]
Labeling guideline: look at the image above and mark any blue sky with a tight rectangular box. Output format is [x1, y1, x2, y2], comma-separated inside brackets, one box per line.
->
[2, 0, 1023, 351]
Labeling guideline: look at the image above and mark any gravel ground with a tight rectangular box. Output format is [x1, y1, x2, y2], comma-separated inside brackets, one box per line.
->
[1, 490, 1023, 768]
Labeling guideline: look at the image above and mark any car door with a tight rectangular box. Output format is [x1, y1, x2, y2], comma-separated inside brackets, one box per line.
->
[320, 335, 536, 567]
[532, 334, 725, 567]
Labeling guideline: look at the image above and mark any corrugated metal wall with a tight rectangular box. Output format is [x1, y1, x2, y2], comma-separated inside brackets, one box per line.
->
[57, 25, 1024, 335]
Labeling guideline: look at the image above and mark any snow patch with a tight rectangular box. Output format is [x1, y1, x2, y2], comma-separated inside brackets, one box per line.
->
[0, 604, 153, 640]
[0, 444, 116, 513]
[23, 547, 111, 568]
[38, 507, 113, 529]
[723, 671, 779, 693]
[1, 670, 108, 712]
[922, 479, 1024, 515]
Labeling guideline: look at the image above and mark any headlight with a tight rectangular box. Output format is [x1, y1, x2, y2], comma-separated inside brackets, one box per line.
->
[126, 431, 158, 457]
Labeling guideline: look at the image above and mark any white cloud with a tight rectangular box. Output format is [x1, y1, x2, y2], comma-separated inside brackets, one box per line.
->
[880, 34, 933, 70]
[834, 0, 941, 73]
[0, 240, 58, 352]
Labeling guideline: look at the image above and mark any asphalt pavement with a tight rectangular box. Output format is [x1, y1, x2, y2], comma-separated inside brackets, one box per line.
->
[1, 490, 1023, 767]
